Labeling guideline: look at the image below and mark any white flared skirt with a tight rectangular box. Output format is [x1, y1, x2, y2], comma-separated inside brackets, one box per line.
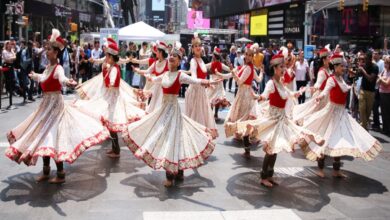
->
[5, 92, 110, 165]
[123, 94, 216, 173]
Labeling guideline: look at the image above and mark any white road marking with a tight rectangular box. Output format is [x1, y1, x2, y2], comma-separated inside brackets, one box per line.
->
[143, 209, 301, 220]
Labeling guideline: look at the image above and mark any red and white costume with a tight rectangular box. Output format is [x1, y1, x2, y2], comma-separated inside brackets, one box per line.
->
[5, 64, 110, 165]
[235, 79, 323, 154]
[142, 58, 168, 113]
[185, 57, 218, 138]
[293, 48, 331, 124]
[123, 71, 215, 173]
[293, 66, 331, 124]
[75, 43, 145, 132]
[303, 74, 382, 161]
[77, 58, 143, 107]
[206, 60, 232, 108]
[224, 63, 258, 138]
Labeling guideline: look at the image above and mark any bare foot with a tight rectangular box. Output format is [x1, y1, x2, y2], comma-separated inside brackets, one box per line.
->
[242, 151, 251, 159]
[106, 152, 120, 158]
[333, 171, 347, 178]
[316, 169, 325, 178]
[268, 177, 279, 185]
[260, 179, 273, 188]
[106, 149, 113, 154]
[48, 177, 65, 184]
[164, 179, 173, 187]
[36, 175, 50, 182]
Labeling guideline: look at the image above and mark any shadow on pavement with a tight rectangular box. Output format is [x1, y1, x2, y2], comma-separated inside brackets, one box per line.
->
[0, 169, 107, 216]
[120, 170, 219, 208]
[226, 168, 388, 212]
[229, 153, 263, 171]
[74, 146, 146, 177]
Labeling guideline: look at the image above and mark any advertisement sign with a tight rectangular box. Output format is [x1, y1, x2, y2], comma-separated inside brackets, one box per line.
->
[209, 0, 290, 18]
[152, 0, 165, 11]
[250, 10, 267, 36]
[108, 0, 121, 17]
[54, 4, 72, 17]
[268, 9, 284, 35]
[187, 10, 210, 29]
[100, 28, 119, 47]
[284, 5, 304, 35]
[304, 45, 316, 60]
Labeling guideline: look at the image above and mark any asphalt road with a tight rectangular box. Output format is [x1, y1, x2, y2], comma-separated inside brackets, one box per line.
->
[0, 92, 389, 220]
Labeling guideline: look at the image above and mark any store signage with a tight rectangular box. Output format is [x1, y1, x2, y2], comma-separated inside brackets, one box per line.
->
[284, 5, 303, 35]
[250, 9, 268, 36]
[100, 28, 119, 47]
[79, 12, 91, 23]
[54, 5, 72, 17]
[284, 27, 300, 34]
[5, 1, 24, 15]
[268, 10, 284, 35]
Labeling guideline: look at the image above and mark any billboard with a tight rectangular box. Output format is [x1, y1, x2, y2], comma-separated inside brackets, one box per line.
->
[100, 28, 119, 47]
[187, 10, 210, 29]
[152, 0, 165, 11]
[209, 0, 291, 18]
[108, 0, 121, 17]
[250, 10, 267, 36]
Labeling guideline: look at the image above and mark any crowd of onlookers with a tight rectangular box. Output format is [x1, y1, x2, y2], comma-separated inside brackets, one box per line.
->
[1, 37, 389, 136]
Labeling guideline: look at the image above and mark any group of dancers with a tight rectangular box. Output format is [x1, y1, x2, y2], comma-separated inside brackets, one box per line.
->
[4, 30, 382, 188]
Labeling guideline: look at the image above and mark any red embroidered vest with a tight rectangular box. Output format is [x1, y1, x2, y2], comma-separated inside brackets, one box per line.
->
[210, 61, 222, 74]
[238, 64, 254, 86]
[104, 64, 121, 88]
[269, 81, 287, 108]
[319, 67, 330, 91]
[195, 59, 207, 79]
[149, 57, 156, 66]
[283, 70, 295, 84]
[40, 65, 62, 92]
[152, 60, 168, 76]
[329, 76, 347, 105]
[162, 72, 181, 95]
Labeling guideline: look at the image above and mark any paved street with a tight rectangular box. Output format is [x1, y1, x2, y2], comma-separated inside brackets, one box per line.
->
[0, 93, 390, 220]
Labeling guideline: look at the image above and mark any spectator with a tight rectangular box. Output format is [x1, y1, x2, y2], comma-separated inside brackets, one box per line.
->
[295, 51, 309, 103]
[20, 40, 35, 102]
[2, 41, 17, 109]
[125, 42, 137, 86]
[91, 41, 102, 77]
[378, 56, 390, 135]
[358, 52, 379, 130]
[372, 50, 384, 130]
[233, 48, 244, 96]
[227, 46, 237, 91]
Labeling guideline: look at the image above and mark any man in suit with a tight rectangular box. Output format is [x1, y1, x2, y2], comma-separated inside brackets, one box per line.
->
[121, 0, 138, 25]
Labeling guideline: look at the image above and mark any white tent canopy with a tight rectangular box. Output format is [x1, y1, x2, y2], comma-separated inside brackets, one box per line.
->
[118, 21, 166, 41]
[235, 37, 253, 43]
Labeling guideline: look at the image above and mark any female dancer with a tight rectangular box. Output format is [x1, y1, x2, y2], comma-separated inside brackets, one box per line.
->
[206, 47, 232, 120]
[75, 42, 145, 158]
[293, 48, 331, 125]
[78, 38, 143, 107]
[122, 44, 217, 187]
[133, 41, 169, 113]
[185, 34, 218, 138]
[224, 45, 262, 157]
[282, 51, 298, 118]
[237, 51, 324, 187]
[5, 29, 110, 183]
[303, 53, 382, 178]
